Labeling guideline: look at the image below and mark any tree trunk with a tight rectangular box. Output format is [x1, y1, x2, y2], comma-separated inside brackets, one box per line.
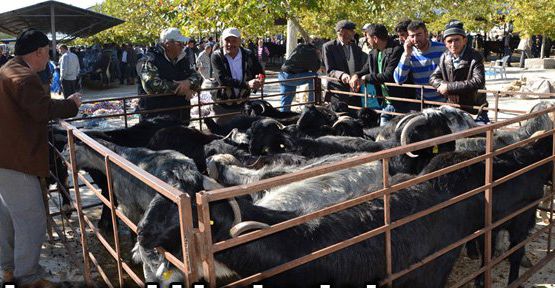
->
[286, 19, 298, 60]
[540, 34, 546, 59]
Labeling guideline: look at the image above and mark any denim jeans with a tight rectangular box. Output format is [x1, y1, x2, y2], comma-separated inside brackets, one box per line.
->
[278, 71, 317, 112]
[380, 104, 396, 126]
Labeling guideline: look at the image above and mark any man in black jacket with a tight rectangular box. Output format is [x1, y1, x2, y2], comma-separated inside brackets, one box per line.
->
[278, 42, 321, 111]
[323, 20, 366, 107]
[211, 27, 264, 124]
[429, 20, 488, 124]
[349, 24, 408, 125]
[138, 27, 202, 124]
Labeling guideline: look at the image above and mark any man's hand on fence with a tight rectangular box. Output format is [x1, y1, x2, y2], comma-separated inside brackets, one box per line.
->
[349, 74, 361, 92]
[68, 93, 82, 108]
[437, 83, 449, 95]
[174, 80, 194, 100]
[248, 78, 263, 90]
[340, 73, 351, 85]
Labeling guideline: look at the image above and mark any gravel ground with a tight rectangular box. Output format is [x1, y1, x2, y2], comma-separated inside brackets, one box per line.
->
[34, 67, 555, 287]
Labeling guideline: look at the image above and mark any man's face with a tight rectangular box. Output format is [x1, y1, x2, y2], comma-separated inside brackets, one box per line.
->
[37, 45, 50, 69]
[224, 36, 241, 57]
[397, 31, 408, 43]
[367, 35, 379, 49]
[337, 28, 355, 44]
[444, 34, 467, 55]
[408, 27, 429, 50]
[163, 40, 185, 59]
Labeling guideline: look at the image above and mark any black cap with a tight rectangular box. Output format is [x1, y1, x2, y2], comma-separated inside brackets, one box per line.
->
[15, 28, 50, 56]
[443, 20, 466, 38]
[335, 20, 356, 32]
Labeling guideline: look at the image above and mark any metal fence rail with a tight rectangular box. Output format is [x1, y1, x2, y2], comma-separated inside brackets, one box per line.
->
[195, 106, 555, 288]
[44, 75, 555, 287]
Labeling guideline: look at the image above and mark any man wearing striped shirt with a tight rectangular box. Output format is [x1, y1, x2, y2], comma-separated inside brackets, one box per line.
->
[394, 20, 446, 103]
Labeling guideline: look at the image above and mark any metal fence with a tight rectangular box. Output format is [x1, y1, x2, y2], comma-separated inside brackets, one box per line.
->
[44, 76, 555, 287]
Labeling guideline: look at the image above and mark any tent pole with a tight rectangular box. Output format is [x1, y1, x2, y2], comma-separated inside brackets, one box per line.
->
[50, 2, 56, 59]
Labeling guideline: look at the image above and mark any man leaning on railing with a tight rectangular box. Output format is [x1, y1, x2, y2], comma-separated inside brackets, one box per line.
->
[210, 27, 265, 124]
[137, 27, 202, 125]
[429, 20, 489, 125]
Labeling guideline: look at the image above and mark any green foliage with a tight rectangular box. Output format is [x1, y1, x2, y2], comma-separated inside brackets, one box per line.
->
[508, 0, 555, 38]
[72, 0, 548, 45]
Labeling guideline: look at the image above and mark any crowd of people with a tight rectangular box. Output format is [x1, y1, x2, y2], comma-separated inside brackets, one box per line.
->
[323, 19, 489, 125]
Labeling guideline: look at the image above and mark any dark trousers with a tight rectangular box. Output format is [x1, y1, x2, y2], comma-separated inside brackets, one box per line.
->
[120, 62, 128, 84]
[61, 79, 78, 99]
[504, 47, 512, 66]
[326, 82, 362, 108]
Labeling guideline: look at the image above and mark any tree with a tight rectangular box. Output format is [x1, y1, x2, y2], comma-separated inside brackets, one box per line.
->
[508, 0, 555, 58]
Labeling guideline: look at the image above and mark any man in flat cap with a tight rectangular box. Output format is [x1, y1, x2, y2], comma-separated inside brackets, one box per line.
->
[430, 20, 489, 124]
[322, 20, 366, 108]
[0, 28, 81, 287]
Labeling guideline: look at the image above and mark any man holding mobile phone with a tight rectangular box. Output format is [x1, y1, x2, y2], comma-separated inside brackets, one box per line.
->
[394, 20, 446, 105]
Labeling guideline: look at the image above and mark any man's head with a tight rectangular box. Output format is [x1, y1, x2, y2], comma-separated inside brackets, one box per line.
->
[365, 24, 389, 50]
[187, 39, 196, 48]
[407, 20, 430, 50]
[395, 19, 411, 43]
[443, 20, 467, 56]
[204, 41, 214, 53]
[335, 20, 356, 45]
[221, 27, 241, 57]
[160, 28, 188, 59]
[58, 44, 68, 54]
[15, 28, 50, 72]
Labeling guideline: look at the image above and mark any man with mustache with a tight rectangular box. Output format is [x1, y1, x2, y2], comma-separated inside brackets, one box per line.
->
[211, 27, 265, 124]
[323, 20, 366, 108]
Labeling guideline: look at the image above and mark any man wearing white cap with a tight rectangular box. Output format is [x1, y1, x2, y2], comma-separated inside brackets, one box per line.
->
[137, 27, 202, 124]
[210, 27, 264, 124]
[359, 23, 372, 54]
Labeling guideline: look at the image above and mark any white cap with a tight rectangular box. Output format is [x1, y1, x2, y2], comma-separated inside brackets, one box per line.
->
[221, 27, 241, 40]
[160, 28, 189, 43]
[362, 23, 371, 31]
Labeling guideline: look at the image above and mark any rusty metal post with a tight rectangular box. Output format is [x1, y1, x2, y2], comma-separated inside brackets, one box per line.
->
[104, 156, 124, 287]
[314, 76, 322, 105]
[549, 131, 555, 253]
[40, 177, 54, 241]
[122, 99, 128, 128]
[383, 158, 392, 287]
[494, 91, 500, 122]
[66, 129, 93, 286]
[364, 82, 369, 108]
[260, 83, 264, 101]
[197, 91, 203, 132]
[484, 129, 494, 288]
[197, 193, 217, 287]
[178, 194, 199, 285]
[420, 86, 425, 111]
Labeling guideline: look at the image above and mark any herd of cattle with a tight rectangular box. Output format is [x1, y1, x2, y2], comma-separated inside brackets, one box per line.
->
[49, 100, 555, 287]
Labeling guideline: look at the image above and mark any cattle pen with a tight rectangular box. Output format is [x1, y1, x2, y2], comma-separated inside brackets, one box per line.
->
[44, 76, 555, 288]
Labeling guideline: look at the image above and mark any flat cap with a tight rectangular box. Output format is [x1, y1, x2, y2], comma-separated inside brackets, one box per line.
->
[15, 28, 49, 56]
[335, 20, 356, 32]
[444, 20, 466, 38]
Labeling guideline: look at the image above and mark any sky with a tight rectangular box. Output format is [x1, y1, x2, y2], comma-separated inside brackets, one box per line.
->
[0, 0, 104, 13]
